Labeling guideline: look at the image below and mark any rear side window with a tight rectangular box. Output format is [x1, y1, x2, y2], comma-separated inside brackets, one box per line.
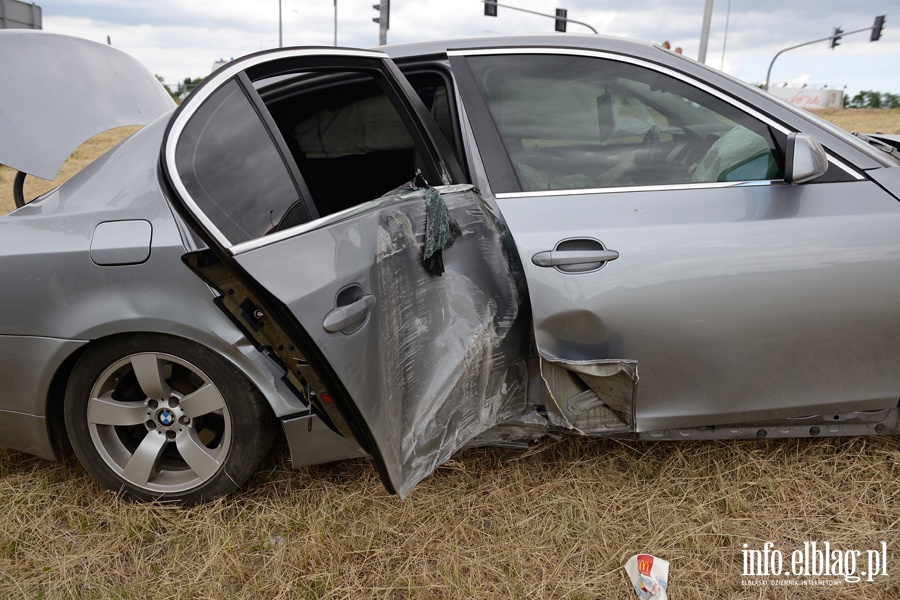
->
[465, 54, 784, 192]
[171, 56, 462, 248]
[175, 70, 443, 244]
[408, 73, 458, 155]
[292, 90, 413, 158]
[175, 79, 299, 245]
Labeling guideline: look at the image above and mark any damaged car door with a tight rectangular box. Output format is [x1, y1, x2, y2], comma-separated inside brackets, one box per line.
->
[450, 48, 900, 436]
[161, 49, 529, 497]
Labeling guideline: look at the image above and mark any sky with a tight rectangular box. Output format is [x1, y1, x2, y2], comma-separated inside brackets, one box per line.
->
[35, 0, 898, 97]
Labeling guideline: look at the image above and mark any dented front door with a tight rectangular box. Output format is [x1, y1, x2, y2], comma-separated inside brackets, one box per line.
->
[450, 49, 900, 434]
[162, 48, 528, 497]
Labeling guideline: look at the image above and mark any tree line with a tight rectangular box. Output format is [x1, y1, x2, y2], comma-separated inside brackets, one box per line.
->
[156, 75, 204, 102]
[843, 90, 900, 109]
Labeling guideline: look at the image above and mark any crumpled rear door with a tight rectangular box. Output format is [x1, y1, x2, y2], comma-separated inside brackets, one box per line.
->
[162, 48, 529, 497]
[233, 184, 529, 497]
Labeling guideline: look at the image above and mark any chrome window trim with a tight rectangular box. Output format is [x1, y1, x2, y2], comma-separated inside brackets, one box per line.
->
[494, 180, 775, 200]
[825, 154, 863, 178]
[163, 48, 388, 254]
[447, 47, 863, 183]
[229, 184, 476, 256]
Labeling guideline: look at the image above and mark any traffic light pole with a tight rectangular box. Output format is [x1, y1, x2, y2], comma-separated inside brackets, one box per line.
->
[764, 18, 886, 91]
[481, 1, 598, 34]
[764, 34, 835, 92]
[372, 1, 389, 45]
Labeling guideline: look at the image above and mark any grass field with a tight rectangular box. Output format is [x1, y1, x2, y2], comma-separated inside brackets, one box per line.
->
[1, 109, 899, 598]
[0, 127, 140, 215]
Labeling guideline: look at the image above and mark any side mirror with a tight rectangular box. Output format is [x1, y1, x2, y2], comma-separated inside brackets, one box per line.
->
[784, 132, 828, 184]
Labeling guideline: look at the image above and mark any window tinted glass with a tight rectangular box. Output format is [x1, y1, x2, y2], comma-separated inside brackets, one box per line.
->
[409, 73, 457, 154]
[175, 79, 298, 245]
[264, 73, 422, 219]
[467, 54, 783, 192]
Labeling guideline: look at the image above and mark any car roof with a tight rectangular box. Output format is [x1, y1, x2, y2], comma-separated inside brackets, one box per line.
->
[379, 33, 666, 62]
[377, 34, 722, 101]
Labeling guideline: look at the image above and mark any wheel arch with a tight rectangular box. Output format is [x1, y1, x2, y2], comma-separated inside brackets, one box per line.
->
[45, 343, 85, 458]
[43, 327, 297, 460]
[60, 331, 277, 503]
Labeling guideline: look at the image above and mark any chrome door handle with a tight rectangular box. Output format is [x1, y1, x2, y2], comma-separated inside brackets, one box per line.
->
[323, 294, 376, 333]
[532, 249, 619, 267]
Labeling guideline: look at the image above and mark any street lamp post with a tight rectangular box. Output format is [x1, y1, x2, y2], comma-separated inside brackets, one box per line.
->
[697, 0, 713, 63]
[278, 0, 283, 48]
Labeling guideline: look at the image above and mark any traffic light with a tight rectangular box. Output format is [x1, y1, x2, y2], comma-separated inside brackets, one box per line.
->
[484, 0, 498, 17]
[555, 8, 567, 32]
[372, 1, 389, 28]
[871, 15, 885, 42]
[830, 26, 843, 49]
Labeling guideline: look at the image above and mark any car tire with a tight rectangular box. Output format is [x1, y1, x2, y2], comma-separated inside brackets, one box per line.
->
[64, 334, 275, 504]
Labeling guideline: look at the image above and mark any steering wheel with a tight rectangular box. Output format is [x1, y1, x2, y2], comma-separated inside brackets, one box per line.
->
[635, 125, 661, 168]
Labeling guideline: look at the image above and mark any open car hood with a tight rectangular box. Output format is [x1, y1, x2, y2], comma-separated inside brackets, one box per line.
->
[0, 31, 175, 180]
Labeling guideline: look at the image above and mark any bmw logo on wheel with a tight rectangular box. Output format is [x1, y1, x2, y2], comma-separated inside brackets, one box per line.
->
[158, 409, 175, 427]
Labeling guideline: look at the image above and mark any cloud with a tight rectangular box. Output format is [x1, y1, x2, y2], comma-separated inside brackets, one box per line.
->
[37, 0, 898, 95]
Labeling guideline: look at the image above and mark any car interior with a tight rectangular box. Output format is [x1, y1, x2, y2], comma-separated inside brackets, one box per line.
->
[465, 54, 784, 192]
[262, 71, 458, 231]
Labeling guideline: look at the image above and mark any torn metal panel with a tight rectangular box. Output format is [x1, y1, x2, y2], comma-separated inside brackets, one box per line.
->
[540, 356, 637, 434]
[183, 250, 358, 442]
[370, 187, 529, 496]
[281, 412, 369, 467]
[463, 409, 552, 449]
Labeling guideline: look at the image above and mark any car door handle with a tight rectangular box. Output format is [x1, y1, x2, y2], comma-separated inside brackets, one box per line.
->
[531, 249, 619, 267]
[323, 294, 376, 333]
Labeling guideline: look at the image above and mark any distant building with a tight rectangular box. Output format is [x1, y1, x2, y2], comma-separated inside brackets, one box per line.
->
[0, 0, 41, 30]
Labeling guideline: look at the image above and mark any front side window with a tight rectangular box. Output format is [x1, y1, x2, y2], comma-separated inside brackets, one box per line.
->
[465, 54, 784, 192]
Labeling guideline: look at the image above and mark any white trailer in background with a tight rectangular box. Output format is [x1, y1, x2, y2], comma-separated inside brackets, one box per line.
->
[768, 87, 844, 110]
[0, 0, 41, 30]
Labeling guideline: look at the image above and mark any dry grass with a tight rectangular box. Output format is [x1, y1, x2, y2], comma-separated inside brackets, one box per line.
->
[1, 112, 900, 599]
[0, 126, 139, 215]
[1, 437, 898, 598]
[809, 108, 900, 135]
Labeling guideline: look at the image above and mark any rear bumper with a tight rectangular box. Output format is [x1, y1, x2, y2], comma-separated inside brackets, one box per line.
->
[0, 335, 87, 459]
[0, 409, 56, 459]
